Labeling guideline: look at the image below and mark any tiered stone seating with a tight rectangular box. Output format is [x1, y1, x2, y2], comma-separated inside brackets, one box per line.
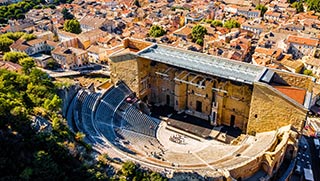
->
[113, 102, 131, 128]
[73, 90, 89, 132]
[68, 82, 164, 157]
[81, 93, 101, 142]
[95, 95, 115, 125]
[94, 83, 132, 144]
[115, 129, 163, 154]
[122, 106, 158, 137]
[117, 82, 132, 95]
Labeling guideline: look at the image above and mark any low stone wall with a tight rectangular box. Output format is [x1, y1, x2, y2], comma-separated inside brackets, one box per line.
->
[59, 84, 81, 117]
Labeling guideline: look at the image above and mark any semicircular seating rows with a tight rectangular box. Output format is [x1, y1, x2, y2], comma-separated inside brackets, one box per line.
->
[68, 82, 162, 155]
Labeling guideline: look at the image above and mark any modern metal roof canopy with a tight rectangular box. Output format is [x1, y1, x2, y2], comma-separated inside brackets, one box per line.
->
[137, 44, 266, 84]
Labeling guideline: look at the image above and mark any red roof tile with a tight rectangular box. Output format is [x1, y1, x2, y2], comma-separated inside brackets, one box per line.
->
[274, 86, 306, 105]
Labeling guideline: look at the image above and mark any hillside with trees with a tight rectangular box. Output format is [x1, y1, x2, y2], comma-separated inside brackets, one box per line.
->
[0, 54, 167, 180]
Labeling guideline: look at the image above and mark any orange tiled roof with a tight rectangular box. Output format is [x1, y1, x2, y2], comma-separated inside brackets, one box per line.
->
[253, 56, 271, 65]
[27, 38, 45, 46]
[0, 61, 22, 72]
[255, 47, 275, 56]
[287, 35, 318, 47]
[264, 11, 281, 17]
[173, 25, 193, 37]
[9, 39, 29, 51]
[274, 86, 306, 105]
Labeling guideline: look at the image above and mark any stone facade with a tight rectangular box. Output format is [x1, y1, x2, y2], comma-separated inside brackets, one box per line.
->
[228, 126, 297, 180]
[109, 39, 312, 135]
[111, 56, 254, 132]
[110, 56, 139, 94]
[247, 83, 307, 134]
[272, 69, 314, 92]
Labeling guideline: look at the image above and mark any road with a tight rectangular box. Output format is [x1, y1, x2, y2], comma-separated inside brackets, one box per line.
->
[37, 65, 110, 78]
[306, 136, 320, 181]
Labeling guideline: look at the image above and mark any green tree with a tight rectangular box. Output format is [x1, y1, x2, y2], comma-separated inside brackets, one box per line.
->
[61, 7, 74, 20]
[32, 150, 60, 179]
[223, 19, 240, 29]
[121, 161, 137, 178]
[63, 19, 82, 34]
[195, 38, 204, 45]
[22, 33, 36, 41]
[211, 20, 223, 27]
[3, 32, 25, 41]
[34, 5, 42, 9]
[16, 13, 25, 19]
[150, 172, 167, 181]
[23, 3, 32, 11]
[14, 9, 23, 16]
[202, 19, 213, 23]
[306, 0, 320, 12]
[48, 4, 56, 9]
[75, 132, 85, 142]
[0, 37, 14, 52]
[19, 57, 35, 74]
[256, 4, 267, 17]
[303, 69, 313, 76]
[3, 52, 29, 63]
[292, 1, 304, 13]
[45, 59, 60, 70]
[0, 17, 6, 24]
[20, 167, 33, 180]
[149, 25, 166, 37]
[191, 24, 207, 46]
[44, 95, 62, 112]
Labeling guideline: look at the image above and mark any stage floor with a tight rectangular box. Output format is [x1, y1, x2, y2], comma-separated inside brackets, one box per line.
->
[166, 117, 213, 138]
[151, 105, 241, 139]
[151, 105, 213, 138]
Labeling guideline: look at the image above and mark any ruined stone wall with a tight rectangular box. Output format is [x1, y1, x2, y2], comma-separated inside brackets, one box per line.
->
[136, 57, 152, 99]
[110, 58, 139, 94]
[174, 81, 187, 111]
[228, 156, 263, 180]
[149, 63, 176, 106]
[247, 83, 307, 134]
[229, 127, 296, 180]
[262, 127, 298, 177]
[123, 38, 152, 51]
[263, 133, 289, 175]
[186, 77, 214, 117]
[216, 81, 252, 131]
[272, 70, 314, 92]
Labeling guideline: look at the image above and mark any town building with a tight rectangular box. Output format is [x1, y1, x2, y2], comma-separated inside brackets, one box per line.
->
[286, 35, 319, 59]
[51, 46, 88, 69]
[9, 38, 55, 56]
[237, 7, 260, 19]
[87, 45, 108, 63]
